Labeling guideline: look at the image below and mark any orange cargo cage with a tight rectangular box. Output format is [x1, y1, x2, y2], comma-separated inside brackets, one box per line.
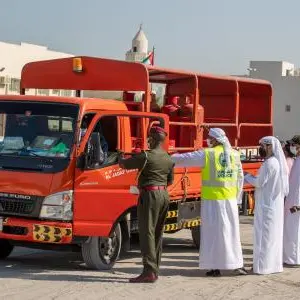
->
[20, 56, 272, 152]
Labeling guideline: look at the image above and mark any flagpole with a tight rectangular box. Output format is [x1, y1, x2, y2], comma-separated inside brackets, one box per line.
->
[152, 46, 155, 66]
[149, 47, 154, 93]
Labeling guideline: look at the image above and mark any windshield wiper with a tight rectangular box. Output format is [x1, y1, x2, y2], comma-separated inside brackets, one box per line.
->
[0, 165, 43, 172]
[0, 151, 20, 156]
[21, 148, 54, 163]
[0, 149, 53, 163]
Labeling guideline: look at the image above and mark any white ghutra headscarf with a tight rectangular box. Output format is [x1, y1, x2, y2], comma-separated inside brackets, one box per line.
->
[209, 128, 232, 167]
[260, 136, 289, 197]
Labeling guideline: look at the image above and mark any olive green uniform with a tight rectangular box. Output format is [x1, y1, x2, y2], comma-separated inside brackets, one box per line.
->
[119, 148, 174, 275]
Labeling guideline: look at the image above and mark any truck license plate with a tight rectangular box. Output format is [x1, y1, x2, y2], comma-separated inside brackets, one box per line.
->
[0, 217, 3, 231]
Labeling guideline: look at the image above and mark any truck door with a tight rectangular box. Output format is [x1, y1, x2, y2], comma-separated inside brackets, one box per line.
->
[73, 111, 169, 237]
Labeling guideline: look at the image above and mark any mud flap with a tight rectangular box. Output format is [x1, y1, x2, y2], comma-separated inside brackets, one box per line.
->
[178, 201, 201, 224]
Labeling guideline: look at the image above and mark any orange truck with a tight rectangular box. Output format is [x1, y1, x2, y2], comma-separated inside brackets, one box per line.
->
[0, 57, 272, 269]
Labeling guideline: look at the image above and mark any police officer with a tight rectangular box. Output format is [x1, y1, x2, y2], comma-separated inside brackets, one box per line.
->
[119, 126, 174, 283]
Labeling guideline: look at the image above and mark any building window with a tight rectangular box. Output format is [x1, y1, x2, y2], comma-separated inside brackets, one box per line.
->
[52, 89, 60, 95]
[37, 89, 50, 96]
[0, 76, 5, 87]
[133, 46, 137, 52]
[9, 79, 20, 92]
[285, 105, 291, 112]
[60, 90, 72, 97]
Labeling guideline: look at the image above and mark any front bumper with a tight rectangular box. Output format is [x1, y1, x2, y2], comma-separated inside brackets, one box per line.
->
[0, 217, 73, 244]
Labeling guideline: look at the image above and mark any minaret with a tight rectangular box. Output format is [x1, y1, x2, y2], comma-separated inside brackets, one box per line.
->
[126, 24, 149, 62]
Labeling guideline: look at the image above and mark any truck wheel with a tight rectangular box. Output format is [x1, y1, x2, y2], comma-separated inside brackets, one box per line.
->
[130, 232, 139, 244]
[0, 239, 14, 259]
[82, 223, 122, 270]
[191, 226, 200, 249]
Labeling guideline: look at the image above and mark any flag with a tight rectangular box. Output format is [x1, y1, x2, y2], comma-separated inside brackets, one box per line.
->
[141, 47, 155, 65]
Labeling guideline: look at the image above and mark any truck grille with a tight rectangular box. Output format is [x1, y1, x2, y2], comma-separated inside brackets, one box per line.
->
[0, 193, 44, 218]
[0, 199, 34, 214]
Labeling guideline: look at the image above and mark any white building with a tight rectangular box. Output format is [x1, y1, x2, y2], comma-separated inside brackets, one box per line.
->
[85, 25, 154, 100]
[0, 41, 74, 96]
[246, 61, 300, 140]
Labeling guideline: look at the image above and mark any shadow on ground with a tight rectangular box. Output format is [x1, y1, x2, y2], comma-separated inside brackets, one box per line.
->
[0, 236, 201, 282]
[0, 225, 254, 283]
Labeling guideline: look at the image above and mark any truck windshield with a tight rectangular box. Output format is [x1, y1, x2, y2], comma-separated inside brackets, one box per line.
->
[0, 101, 79, 173]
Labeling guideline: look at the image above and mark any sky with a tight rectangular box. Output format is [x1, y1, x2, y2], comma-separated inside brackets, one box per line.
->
[1, 0, 300, 75]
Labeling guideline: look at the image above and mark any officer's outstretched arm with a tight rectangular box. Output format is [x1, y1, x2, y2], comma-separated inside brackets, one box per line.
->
[118, 153, 145, 170]
[171, 150, 205, 168]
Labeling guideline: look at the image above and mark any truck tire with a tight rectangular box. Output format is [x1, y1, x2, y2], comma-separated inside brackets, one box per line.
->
[0, 239, 14, 259]
[191, 226, 200, 249]
[130, 232, 139, 244]
[82, 223, 122, 270]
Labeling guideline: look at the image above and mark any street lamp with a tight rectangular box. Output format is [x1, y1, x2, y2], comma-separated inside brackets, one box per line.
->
[247, 68, 257, 72]
[247, 67, 257, 78]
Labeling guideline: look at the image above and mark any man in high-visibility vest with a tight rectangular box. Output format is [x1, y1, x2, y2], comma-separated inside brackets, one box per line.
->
[172, 128, 246, 276]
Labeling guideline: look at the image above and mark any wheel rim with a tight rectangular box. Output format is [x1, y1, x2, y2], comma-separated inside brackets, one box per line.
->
[98, 229, 119, 265]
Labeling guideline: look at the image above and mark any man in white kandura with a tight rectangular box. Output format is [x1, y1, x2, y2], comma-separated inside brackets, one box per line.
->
[244, 136, 289, 274]
[283, 135, 300, 266]
[172, 128, 246, 277]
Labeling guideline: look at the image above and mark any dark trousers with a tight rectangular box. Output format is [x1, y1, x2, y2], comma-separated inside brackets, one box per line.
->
[137, 190, 169, 275]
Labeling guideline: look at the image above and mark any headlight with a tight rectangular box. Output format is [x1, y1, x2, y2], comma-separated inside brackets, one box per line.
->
[39, 190, 73, 221]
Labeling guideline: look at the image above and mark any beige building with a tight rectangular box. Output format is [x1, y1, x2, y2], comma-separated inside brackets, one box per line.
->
[246, 61, 300, 140]
[0, 41, 74, 96]
[0, 26, 159, 102]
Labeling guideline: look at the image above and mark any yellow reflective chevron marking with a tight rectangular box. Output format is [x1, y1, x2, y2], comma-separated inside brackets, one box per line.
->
[166, 210, 178, 219]
[33, 225, 72, 243]
[182, 219, 201, 228]
[164, 218, 201, 232]
[164, 223, 179, 231]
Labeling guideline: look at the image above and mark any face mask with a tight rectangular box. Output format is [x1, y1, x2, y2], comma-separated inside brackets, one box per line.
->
[259, 146, 267, 158]
[290, 146, 297, 156]
[207, 139, 213, 148]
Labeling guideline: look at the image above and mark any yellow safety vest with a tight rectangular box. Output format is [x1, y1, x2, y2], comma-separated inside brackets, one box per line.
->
[202, 145, 239, 200]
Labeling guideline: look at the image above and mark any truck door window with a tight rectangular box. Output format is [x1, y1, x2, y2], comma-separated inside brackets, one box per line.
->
[79, 113, 96, 143]
[84, 116, 118, 169]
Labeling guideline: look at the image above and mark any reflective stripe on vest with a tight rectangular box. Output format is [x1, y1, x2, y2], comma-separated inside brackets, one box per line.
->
[202, 146, 239, 200]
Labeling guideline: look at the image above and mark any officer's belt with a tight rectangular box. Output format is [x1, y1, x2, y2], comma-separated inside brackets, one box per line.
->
[140, 186, 166, 192]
